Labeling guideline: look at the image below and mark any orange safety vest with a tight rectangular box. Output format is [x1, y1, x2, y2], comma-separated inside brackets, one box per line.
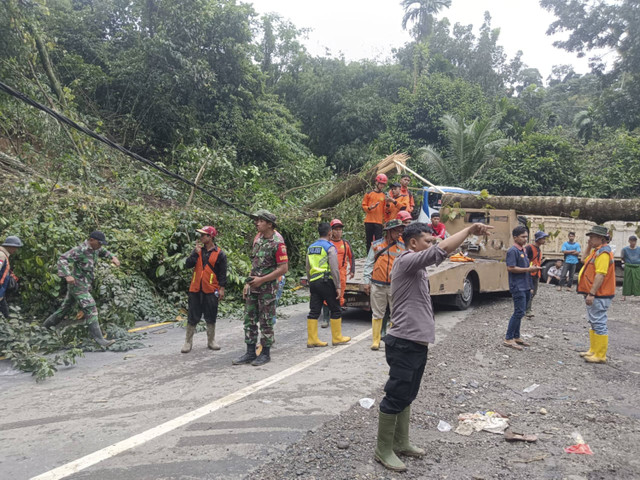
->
[577, 246, 616, 298]
[528, 244, 542, 278]
[371, 238, 406, 285]
[189, 248, 221, 294]
[362, 190, 386, 225]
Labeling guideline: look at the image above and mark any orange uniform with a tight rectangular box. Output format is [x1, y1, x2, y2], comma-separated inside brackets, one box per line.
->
[331, 239, 354, 306]
[362, 190, 386, 225]
[385, 191, 411, 222]
[577, 246, 616, 298]
[400, 186, 415, 212]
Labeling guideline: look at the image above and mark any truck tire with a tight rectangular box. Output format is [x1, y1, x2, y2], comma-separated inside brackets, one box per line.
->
[454, 275, 474, 310]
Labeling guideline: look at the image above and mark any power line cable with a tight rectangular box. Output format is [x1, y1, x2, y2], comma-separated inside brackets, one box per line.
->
[0, 80, 253, 218]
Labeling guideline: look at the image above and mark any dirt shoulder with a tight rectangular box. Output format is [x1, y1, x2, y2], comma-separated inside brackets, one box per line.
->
[251, 285, 640, 480]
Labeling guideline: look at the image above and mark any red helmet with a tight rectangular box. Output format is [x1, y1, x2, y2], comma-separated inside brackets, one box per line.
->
[396, 211, 412, 222]
[330, 219, 344, 228]
[196, 226, 218, 237]
[375, 173, 388, 184]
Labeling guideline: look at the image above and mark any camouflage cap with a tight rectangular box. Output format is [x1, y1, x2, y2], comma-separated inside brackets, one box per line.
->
[383, 219, 405, 231]
[586, 225, 610, 239]
[251, 209, 277, 226]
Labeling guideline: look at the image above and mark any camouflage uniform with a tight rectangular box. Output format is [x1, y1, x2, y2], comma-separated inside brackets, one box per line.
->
[244, 236, 286, 347]
[48, 241, 114, 325]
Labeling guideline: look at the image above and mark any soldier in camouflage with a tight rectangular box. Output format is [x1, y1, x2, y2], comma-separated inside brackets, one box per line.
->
[43, 231, 120, 348]
[233, 210, 288, 366]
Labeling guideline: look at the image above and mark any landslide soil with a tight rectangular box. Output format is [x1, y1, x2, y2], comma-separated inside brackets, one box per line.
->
[251, 285, 640, 480]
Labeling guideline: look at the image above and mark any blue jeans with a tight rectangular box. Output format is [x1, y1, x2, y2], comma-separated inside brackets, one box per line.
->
[586, 297, 612, 335]
[506, 290, 531, 340]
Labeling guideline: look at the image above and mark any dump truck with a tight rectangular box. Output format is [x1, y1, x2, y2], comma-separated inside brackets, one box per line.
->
[343, 207, 525, 310]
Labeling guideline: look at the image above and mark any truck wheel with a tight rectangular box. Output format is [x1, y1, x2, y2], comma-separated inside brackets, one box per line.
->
[454, 275, 474, 310]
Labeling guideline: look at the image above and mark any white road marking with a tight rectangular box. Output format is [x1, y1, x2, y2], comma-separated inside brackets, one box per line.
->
[31, 330, 372, 480]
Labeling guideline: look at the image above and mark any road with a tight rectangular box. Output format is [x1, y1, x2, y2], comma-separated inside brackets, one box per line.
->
[0, 302, 470, 480]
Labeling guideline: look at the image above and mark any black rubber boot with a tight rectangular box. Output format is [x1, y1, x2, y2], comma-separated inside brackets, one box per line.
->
[320, 305, 330, 328]
[232, 343, 257, 365]
[251, 346, 270, 366]
[88, 322, 115, 349]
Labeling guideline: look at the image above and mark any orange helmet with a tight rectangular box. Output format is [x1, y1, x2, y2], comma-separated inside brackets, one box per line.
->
[396, 211, 412, 222]
[375, 173, 388, 184]
[330, 219, 344, 228]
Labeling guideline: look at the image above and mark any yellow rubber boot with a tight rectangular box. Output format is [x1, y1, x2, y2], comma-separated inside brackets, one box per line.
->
[579, 330, 595, 357]
[371, 318, 383, 350]
[330, 318, 351, 345]
[585, 333, 608, 363]
[307, 319, 328, 348]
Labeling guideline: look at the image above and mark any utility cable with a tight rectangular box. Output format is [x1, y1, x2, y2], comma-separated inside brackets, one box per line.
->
[0, 80, 253, 218]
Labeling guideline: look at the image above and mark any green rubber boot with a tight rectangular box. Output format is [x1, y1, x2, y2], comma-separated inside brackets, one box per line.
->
[374, 411, 407, 472]
[394, 406, 425, 457]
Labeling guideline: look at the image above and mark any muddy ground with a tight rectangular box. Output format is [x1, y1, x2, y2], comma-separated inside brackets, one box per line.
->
[252, 285, 640, 480]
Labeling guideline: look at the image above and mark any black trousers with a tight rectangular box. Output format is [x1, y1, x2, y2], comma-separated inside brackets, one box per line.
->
[365, 222, 383, 253]
[380, 335, 429, 415]
[187, 291, 219, 326]
[0, 298, 8, 318]
[308, 278, 341, 320]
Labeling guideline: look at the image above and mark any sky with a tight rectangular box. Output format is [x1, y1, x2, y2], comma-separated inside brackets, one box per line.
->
[248, 0, 597, 81]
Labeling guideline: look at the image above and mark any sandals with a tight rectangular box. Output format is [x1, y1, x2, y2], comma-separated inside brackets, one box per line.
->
[503, 341, 523, 351]
[514, 338, 530, 347]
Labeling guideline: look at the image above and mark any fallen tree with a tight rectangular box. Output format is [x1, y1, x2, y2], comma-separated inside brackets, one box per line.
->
[305, 152, 409, 210]
[441, 194, 640, 225]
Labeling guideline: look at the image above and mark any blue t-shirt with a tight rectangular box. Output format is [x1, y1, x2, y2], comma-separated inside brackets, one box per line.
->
[622, 246, 640, 265]
[506, 245, 532, 292]
[561, 241, 581, 264]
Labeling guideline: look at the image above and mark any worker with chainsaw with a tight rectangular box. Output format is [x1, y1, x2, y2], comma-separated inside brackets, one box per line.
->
[0, 235, 23, 318]
[577, 225, 616, 364]
[43, 231, 120, 349]
[305, 222, 351, 348]
[525, 230, 549, 317]
[181, 226, 228, 354]
[373, 221, 493, 472]
[362, 174, 389, 252]
[319, 219, 355, 328]
[233, 210, 288, 367]
[363, 219, 406, 351]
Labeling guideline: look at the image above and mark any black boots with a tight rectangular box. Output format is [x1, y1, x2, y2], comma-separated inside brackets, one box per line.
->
[251, 346, 270, 366]
[232, 343, 257, 365]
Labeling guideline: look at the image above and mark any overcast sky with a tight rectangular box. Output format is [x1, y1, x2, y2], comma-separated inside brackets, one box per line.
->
[249, 0, 597, 81]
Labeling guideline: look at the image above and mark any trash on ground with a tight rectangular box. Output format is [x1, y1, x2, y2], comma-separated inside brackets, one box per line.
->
[564, 431, 594, 454]
[504, 428, 538, 442]
[540, 407, 548, 415]
[455, 411, 509, 436]
[523, 383, 540, 393]
[437, 420, 452, 432]
[358, 398, 375, 409]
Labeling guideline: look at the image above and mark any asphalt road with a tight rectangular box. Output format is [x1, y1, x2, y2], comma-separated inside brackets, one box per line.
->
[0, 302, 470, 480]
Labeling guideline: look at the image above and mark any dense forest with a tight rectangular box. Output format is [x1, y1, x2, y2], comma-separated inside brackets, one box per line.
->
[1, 0, 638, 378]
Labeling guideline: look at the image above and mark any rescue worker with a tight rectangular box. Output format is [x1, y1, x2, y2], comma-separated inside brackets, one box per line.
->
[396, 210, 412, 226]
[306, 222, 350, 348]
[319, 219, 355, 328]
[525, 231, 549, 317]
[577, 225, 616, 364]
[399, 174, 415, 216]
[181, 226, 228, 353]
[428, 212, 446, 239]
[362, 174, 388, 252]
[384, 183, 404, 224]
[43, 231, 120, 349]
[233, 210, 288, 367]
[0, 236, 23, 318]
[363, 219, 406, 351]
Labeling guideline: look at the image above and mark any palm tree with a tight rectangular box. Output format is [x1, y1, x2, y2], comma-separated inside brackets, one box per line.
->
[401, 0, 452, 41]
[573, 109, 595, 144]
[418, 113, 510, 185]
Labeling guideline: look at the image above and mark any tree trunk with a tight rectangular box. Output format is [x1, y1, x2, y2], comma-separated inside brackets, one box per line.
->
[305, 168, 378, 210]
[441, 194, 640, 225]
[32, 27, 67, 109]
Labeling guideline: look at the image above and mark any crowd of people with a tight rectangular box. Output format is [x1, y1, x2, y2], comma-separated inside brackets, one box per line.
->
[2, 173, 640, 474]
